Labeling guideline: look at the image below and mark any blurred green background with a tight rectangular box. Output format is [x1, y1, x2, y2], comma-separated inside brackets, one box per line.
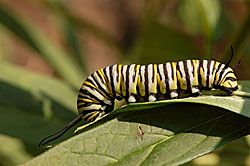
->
[0, 0, 250, 165]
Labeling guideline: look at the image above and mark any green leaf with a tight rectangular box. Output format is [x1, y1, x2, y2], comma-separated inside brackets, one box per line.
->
[178, 0, 221, 57]
[25, 81, 250, 165]
[0, 62, 79, 164]
[43, 0, 87, 71]
[178, 0, 221, 39]
[0, 61, 76, 112]
[129, 19, 201, 64]
[63, 22, 86, 70]
[0, 134, 32, 165]
[0, 3, 84, 88]
[185, 136, 250, 166]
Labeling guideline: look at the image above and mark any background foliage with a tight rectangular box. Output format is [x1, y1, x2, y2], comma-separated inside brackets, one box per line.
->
[0, 0, 250, 165]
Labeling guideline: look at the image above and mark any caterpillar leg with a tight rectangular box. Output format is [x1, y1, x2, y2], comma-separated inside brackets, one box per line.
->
[170, 90, 178, 98]
[128, 93, 143, 103]
[191, 87, 201, 97]
[128, 95, 137, 103]
[224, 88, 233, 95]
[191, 87, 200, 93]
[148, 94, 157, 102]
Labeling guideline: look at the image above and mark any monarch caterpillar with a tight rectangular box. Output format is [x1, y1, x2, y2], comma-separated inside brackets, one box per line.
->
[39, 57, 238, 147]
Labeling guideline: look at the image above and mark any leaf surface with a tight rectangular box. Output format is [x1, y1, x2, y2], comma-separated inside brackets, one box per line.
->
[0, 62, 78, 164]
[25, 81, 250, 166]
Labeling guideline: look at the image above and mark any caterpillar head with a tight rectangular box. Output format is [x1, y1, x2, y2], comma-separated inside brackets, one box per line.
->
[77, 100, 114, 123]
[77, 90, 114, 123]
[218, 67, 238, 95]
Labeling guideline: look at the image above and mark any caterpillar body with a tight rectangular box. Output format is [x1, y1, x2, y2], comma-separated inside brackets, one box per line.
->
[39, 59, 238, 147]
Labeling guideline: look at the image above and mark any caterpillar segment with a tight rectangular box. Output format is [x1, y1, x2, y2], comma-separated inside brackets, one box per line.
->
[77, 60, 238, 122]
[38, 60, 238, 147]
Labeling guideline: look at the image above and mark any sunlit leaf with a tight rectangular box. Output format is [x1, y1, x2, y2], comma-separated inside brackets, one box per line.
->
[25, 81, 250, 166]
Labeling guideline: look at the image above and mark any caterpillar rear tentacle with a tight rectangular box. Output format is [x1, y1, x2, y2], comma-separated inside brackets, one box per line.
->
[38, 60, 238, 147]
[38, 114, 84, 148]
